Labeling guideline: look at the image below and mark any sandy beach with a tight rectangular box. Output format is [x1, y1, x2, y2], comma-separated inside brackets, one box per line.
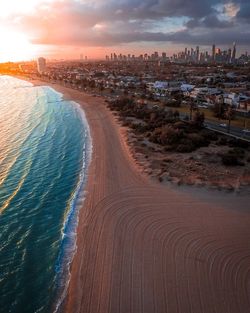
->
[18, 78, 250, 312]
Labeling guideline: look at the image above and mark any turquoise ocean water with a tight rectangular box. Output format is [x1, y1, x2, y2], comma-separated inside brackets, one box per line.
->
[0, 76, 90, 313]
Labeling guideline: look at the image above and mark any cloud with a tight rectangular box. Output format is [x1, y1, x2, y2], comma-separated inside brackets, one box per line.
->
[186, 14, 235, 29]
[2, 0, 250, 48]
[31, 27, 250, 47]
[236, 1, 250, 22]
[223, 2, 240, 17]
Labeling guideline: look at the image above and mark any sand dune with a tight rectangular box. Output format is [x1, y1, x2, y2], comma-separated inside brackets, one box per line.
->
[20, 79, 250, 313]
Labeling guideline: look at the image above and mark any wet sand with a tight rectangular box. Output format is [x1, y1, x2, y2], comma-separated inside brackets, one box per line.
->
[17, 78, 250, 312]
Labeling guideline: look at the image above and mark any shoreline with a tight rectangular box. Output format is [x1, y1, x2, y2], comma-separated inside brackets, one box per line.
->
[10, 76, 250, 313]
[53, 99, 93, 313]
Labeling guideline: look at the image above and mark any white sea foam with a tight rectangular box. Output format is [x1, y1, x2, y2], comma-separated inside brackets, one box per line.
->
[53, 100, 92, 313]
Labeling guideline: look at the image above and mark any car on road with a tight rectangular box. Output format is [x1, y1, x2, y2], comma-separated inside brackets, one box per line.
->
[219, 123, 227, 128]
[198, 103, 209, 108]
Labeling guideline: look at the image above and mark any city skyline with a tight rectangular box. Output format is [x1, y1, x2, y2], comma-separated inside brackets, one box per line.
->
[0, 0, 250, 62]
[104, 42, 249, 64]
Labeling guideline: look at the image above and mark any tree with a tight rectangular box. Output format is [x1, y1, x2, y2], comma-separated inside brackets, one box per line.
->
[193, 111, 205, 128]
[173, 110, 180, 119]
[157, 125, 183, 145]
[189, 100, 196, 120]
[213, 96, 225, 119]
[88, 80, 96, 88]
[99, 82, 104, 93]
[225, 107, 236, 133]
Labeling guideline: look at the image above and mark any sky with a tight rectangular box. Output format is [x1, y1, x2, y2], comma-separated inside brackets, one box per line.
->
[0, 0, 249, 62]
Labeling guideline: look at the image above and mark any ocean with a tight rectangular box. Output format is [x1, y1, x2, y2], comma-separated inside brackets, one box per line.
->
[0, 76, 90, 313]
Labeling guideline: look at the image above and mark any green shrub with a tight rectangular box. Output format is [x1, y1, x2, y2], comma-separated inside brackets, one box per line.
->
[164, 145, 174, 152]
[221, 154, 239, 166]
[176, 144, 195, 153]
[158, 176, 163, 182]
[229, 148, 245, 159]
[187, 133, 209, 148]
[174, 121, 188, 130]
[163, 158, 173, 163]
[229, 139, 249, 149]
[200, 129, 218, 141]
[150, 125, 183, 146]
[221, 147, 247, 166]
[159, 126, 183, 145]
[216, 137, 228, 146]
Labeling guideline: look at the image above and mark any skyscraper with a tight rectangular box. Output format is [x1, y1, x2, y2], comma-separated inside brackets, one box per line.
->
[228, 48, 232, 63]
[196, 46, 200, 62]
[232, 42, 236, 62]
[37, 57, 46, 73]
[212, 44, 216, 61]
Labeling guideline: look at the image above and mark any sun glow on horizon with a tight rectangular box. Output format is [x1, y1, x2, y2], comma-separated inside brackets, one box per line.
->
[0, 0, 53, 17]
[0, 28, 39, 62]
[0, 0, 54, 62]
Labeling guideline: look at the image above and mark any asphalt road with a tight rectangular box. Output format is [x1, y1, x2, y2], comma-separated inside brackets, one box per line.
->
[179, 112, 250, 141]
[204, 120, 250, 141]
